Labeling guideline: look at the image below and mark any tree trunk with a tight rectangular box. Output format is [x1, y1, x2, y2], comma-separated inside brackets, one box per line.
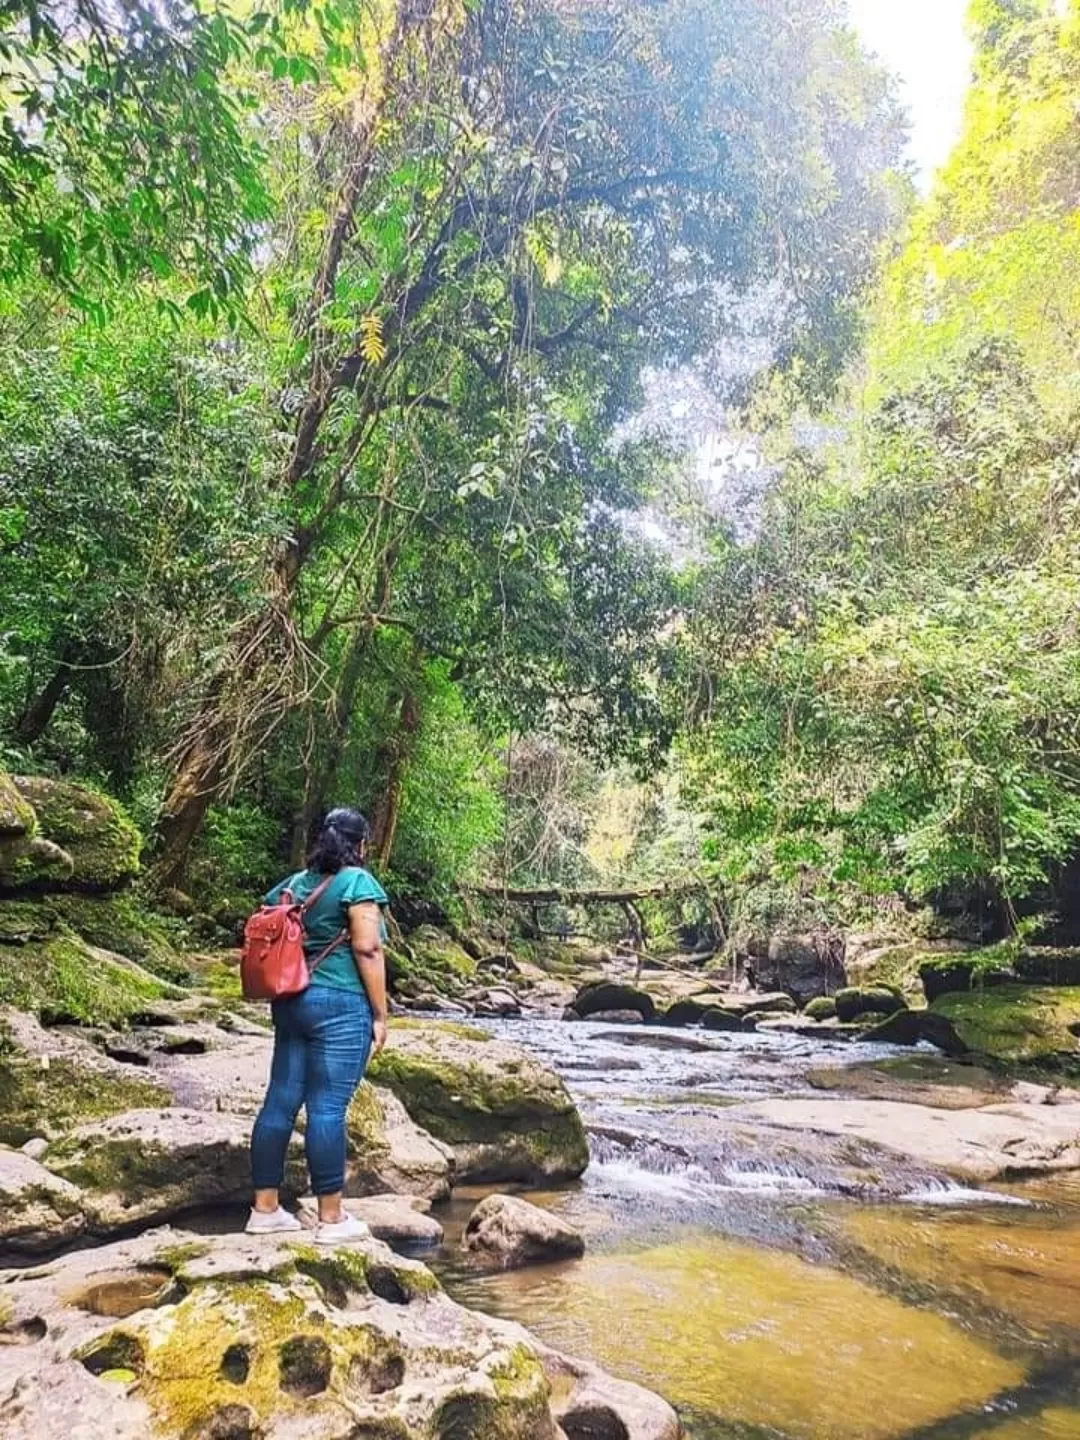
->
[289, 620, 374, 866]
[369, 684, 421, 872]
[14, 649, 75, 743]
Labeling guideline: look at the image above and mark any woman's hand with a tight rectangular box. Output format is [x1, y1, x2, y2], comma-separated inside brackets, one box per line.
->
[371, 1015, 388, 1056]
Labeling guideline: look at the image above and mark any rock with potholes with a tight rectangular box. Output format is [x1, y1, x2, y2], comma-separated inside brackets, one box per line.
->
[463, 1193, 585, 1270]
[573, 982, 656, 1023]
[0, 1228, 679, 1440]
[0, 1148, 85, 1253]
[370, 1023, 589, 1184]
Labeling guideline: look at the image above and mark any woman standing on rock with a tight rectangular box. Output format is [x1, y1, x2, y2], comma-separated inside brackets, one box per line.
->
[247, 807, 389, 1244]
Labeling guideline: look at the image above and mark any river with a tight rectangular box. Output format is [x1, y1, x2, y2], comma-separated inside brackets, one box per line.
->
[428, 1018, 1080, 1440]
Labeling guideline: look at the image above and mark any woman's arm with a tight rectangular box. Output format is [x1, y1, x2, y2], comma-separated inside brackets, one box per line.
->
[348, 901, 388, 1055]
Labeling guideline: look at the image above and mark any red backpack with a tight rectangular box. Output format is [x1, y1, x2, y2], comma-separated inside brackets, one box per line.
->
[240, 875, 347, 1001]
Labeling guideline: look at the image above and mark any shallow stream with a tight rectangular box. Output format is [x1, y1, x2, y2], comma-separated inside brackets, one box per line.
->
[430, 1019, 1080, 1440]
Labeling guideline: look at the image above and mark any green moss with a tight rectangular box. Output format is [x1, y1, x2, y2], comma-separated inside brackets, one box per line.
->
[11, 776, 141, 889]
[0, 772, 35, 837]
[154, 1242, 213, 1272]
[0, 1053, 170, 1146]
[391, 1018, 492, 1043]
[931, 985, 1080, 1067]
[50, 892, 194, 985]
[369, 1046, 588, 1180]
[0, 928, 173, 1026]
[434, 1345, 551, 1440]
[49, 1137, 175, 1200]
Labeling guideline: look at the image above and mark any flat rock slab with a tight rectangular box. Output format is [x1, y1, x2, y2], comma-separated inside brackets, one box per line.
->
[726, 1097, 1080, 1182]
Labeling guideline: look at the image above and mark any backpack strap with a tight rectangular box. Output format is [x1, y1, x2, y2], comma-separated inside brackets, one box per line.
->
[299, 873, 348, 976]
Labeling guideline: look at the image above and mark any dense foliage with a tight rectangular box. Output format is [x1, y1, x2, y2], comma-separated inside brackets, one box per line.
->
[0, 0, 907, 909]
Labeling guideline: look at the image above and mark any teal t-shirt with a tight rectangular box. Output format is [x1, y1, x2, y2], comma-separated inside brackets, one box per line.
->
[265, 866, 388, 993]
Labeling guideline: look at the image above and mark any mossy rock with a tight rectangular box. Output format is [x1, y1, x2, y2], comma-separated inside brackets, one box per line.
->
[370, 1026, 588, 1183]
[835, 987, 906, 1023]
[574, 982, 655, 1023]
[0, 772, 35, 837]
[804, 996, 837, 1021]
[0, 921, 178, 1027]
[930, 986, 1080, 1066]
[0, 1047, 170, 1147]
[8, 776, 140, 891]
[49, 892, 194, 986]
[386, 925, 478, 998]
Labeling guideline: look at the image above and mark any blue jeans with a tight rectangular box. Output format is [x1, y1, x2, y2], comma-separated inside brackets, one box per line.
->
[250, 984, 373, 1196]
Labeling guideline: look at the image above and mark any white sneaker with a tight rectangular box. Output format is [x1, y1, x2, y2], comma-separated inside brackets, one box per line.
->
[312, 1214, 371, 1246]
[244, 1206, 304, 1235]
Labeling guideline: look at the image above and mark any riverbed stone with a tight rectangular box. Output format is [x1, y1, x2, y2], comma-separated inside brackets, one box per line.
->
[347, 1083, 454, 1201]
[713, 992, 797, 1019]
[573, 982, 656, 1023]
[726, 1094, 1080, 1181]
[0, 1228, 679, 1440]
[701, 1007, 742, 1032]
[46, 1108, 306, 1231]
[929, 985, 1080, 1065]
[463, 1194, 585, 1270]
[583, 1008, 645, 1025]
[370, 1024, 589, 1184]
[299, 1192, 445, 1246]
[655, 998, 708, 1026]
[0, 1147, 85, 1252]
[804, 996, 837, 1021]
[835, 987, 906, 1023]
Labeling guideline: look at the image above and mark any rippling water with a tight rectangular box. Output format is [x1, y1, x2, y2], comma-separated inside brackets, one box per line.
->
[429, 1017, 1080, 1440]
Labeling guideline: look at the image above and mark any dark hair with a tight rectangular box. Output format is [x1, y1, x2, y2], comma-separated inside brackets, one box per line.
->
[307, 807, 371, 875]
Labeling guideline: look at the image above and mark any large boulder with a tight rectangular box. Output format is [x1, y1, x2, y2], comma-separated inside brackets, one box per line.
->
[46, 1108, 306, 1232]
[0, 1229, 680, 1440]
[712, 992, 797, 1019]
[370, 1023, 589, 1183]
[573, 982, 656, 1023]
[7, 776, 141, 891]
[463, 1193, 585, 1270]
[930, 985, 1080, 1065]
[0, 1148, 85, 1253]
[347, 1083, 454, 1201]
[758, 931, 845, 1003]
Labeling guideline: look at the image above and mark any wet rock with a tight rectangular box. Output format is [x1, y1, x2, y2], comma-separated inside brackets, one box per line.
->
[711, 992, 796, 1019]
[371, 1024, 588, 1184]
[863, 1009, 968, 1053]
[463, 1194, 585, 1270]
[0, 1228, 676, 1440]
[701, 1007, 742, 1032]
[573, 983, 656, 1024]
[834, 987, 906, 1023]
[46, 1108, 306, 1231]
[583, 1009, 644, 1025]
[655, 999, 708, 1027]
[0, 1148, 85, 1252]
[728, 1093, 1080, 1182]
[803, 996, 837, 1021]
[470, 986, 523, 1017]
[1013, 946, 1080, 986]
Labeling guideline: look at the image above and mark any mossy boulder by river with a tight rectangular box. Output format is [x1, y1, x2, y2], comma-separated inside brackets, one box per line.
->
[0, 1229, 679, 1440]
[930, 985, 1080, 1068]
[370, 1023, 589, 1183]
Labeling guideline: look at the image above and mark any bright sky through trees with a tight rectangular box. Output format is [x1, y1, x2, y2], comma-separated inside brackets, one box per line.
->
[848, 0, 971, 187]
